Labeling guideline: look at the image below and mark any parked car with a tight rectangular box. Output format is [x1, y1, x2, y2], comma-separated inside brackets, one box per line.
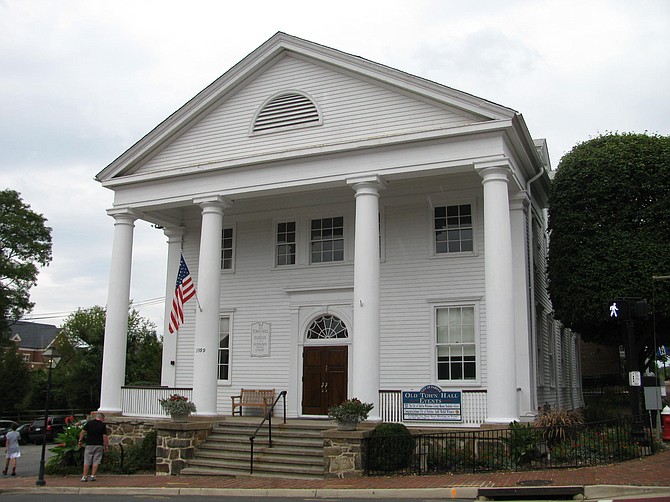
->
[16, 423, 31, 445]
[0, 420, 20, 447]
[28, 416, 68, 443]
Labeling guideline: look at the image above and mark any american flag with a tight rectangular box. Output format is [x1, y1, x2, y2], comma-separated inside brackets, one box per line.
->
[168, 254, 196, 334]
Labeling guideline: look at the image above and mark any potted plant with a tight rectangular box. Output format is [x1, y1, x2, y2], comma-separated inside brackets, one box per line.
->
[328, 398, 374, 430]
[159, 394, 197, 422]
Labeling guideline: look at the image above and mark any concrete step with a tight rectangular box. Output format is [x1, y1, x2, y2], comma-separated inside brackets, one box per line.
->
[195, 448, 324, 466]
[183, 456, 324, 477]
[182, 419, 329, 479]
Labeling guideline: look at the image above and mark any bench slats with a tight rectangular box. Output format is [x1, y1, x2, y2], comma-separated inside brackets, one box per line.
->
[231, 388, 276, 416]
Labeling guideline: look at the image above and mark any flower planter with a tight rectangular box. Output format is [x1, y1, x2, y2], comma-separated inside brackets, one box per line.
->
[171, 413, 188, 423]
[337, 421, 357, 431]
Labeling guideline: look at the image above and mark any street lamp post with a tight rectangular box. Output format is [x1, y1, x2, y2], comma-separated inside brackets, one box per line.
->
[36, 347, 61, 487]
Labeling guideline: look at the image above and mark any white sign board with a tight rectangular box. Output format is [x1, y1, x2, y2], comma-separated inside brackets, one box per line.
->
[629, 371, 641, 387]
[250, 322, 271, 357]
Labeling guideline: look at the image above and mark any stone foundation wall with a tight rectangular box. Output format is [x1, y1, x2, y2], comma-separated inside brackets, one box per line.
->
[155, 422, 212, 475]
[322, 428, 373, 478]
[100, 417, 213, 476]
[105, 417, 156, 447]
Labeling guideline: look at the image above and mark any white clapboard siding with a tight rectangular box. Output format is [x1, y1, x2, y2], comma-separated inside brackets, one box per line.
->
[133, 55, 484, 175]
[174, 182, 494, 415]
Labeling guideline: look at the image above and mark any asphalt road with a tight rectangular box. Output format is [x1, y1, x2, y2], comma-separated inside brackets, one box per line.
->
[5, 441, 56, 478]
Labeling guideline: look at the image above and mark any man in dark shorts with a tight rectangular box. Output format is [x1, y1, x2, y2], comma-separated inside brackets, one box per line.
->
[78, 412, 109, 481]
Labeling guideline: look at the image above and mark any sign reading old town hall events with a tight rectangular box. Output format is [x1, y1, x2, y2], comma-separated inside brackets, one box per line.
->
[402, 385, 462, 422]
[250, 322, 271, 357]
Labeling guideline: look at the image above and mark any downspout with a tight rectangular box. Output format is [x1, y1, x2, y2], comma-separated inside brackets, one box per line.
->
[525, 168, 545, 413]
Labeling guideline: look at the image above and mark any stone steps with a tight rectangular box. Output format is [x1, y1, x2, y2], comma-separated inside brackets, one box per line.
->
[180, 419, 331, 479]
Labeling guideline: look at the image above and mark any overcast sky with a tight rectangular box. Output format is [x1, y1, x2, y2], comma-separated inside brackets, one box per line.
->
[2, 0, 669, 336]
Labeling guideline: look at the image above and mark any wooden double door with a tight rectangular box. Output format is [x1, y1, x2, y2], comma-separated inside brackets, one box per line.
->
[302, 346, 348, 415]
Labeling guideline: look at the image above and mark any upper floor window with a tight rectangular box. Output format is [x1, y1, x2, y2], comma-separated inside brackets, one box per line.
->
[434, 204, 473, 253]
[310, 217, 344, 263]
[436, 306, 476, 381]
[221, 227, 234, 270]
[276, 221, 296, 266]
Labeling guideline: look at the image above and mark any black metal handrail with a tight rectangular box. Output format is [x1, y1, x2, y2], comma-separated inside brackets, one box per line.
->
[249, 390, 287, 474]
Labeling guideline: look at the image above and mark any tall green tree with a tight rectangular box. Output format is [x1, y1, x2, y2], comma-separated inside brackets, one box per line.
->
[53, 306, 162, 410]
[0, 344, 33, 417]
[548, 133, 670, 347]
[0, 189, 52, 341]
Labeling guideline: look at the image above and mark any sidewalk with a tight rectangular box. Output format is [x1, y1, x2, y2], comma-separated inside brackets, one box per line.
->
[1, 446, 669, 499]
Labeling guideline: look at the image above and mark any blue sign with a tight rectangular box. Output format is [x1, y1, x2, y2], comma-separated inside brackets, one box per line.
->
[402, 385, 462, 422]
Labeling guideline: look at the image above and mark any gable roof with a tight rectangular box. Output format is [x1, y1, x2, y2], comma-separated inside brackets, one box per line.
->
[96, 32, 519, 183]
[10, 321, 60, 350]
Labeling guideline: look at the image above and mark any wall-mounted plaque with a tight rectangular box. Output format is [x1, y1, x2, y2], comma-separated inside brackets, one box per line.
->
[250, 321, 271, 357]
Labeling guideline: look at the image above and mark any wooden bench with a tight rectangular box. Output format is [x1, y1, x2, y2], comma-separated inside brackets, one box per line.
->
[231, 389, 276, 417]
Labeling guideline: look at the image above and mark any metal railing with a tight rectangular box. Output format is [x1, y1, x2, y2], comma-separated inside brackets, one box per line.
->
[121, 386, 193, 418]
[365, 415, 656, 476]
[249, 390, 287, 474]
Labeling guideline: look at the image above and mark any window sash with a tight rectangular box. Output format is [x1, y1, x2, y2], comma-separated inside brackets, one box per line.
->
[218, 317, 230, 381]
[276, 221, 296, 266]
[310, 216, 344, 263]
[434, 204, 473, 253]
[436, 306, 476, 381]
[221, 228, 234, 270]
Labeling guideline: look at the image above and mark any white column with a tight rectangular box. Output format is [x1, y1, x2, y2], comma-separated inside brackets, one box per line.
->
[160, 226, 184, 387]
[510, 193, 535, 416]
[192, 196, 228, 416]
[99, 209, 136, 414]
[348, 175, 385, 420]
[477, 164, 518, 423]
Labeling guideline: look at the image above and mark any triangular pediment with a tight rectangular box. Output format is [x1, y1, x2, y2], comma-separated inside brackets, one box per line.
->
[97, 32, 516, 183]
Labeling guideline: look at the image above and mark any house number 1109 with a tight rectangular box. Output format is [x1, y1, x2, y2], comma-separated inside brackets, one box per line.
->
[195, 347, 206, 353]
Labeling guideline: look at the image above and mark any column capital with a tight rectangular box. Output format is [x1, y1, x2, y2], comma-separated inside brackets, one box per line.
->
[163, 226, 185, 244]
[193, 194, 232, 207]
[475, 160, 512, 183]
[346, 175, 387, 195]
[509, 192, 530, 211]
[106, 208, 138, 223]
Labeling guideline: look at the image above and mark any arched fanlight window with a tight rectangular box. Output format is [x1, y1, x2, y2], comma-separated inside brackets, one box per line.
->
[252, 92, 321, 133]
[306, 315, 348, 340]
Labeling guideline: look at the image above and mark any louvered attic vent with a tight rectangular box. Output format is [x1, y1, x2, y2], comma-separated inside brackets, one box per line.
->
[252, 92, 320, 133]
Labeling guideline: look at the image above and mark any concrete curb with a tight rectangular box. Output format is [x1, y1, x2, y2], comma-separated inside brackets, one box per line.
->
[1, 484, 668, 499]
[584, 484, 670, 500]
[0, 486, 475, 498]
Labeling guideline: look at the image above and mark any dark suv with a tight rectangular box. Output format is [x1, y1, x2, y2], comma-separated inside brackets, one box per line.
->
[28, 416, 67, 443]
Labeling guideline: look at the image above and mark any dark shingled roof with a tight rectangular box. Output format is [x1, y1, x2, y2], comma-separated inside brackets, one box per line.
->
[10, 321, 60, 349]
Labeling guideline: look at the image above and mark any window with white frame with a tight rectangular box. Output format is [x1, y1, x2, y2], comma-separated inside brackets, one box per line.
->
[221, 227, 234, 270]
[310, 217, 344, 263]
[434, 204, 473, 253]
[436, 306, 476, 381]
[218, 317, 230, 381]
[276, 221, 296, 266]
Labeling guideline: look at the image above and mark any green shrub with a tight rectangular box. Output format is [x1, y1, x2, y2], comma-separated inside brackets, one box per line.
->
[501, 421, 541, 467]
[533, 405, 584, 447]
[47, 422, 84, 472]
[124, 431, 157, 473]
[46, 430, 157, 475]
[367, 423, 415, 472]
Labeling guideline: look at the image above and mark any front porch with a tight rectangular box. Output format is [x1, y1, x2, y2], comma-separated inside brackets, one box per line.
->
[121, 386, 489, 426]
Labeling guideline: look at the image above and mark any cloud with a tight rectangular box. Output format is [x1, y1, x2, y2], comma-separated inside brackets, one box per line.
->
[2, 0, 669, 334]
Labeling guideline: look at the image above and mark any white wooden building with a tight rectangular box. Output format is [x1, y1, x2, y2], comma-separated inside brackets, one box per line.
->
[96, 32, 582, 426]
